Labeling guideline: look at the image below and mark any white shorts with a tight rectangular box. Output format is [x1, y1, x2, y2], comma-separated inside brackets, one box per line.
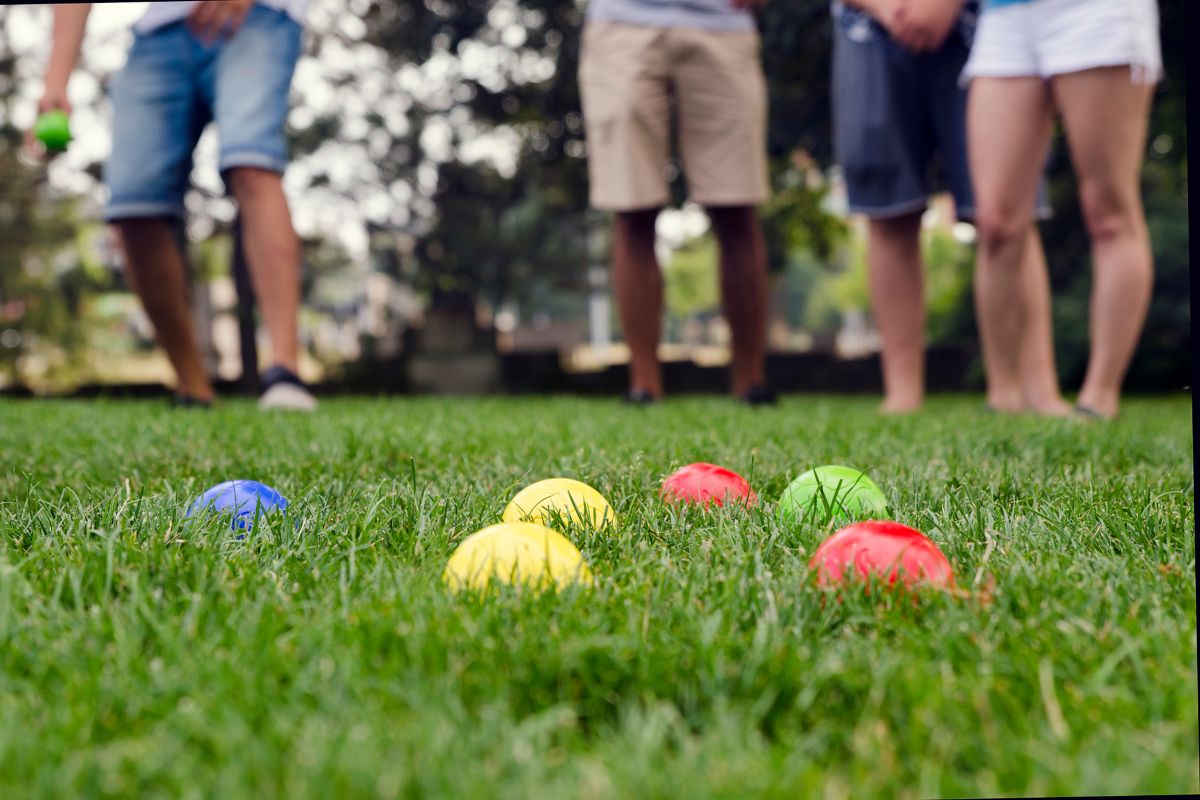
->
[963, 0, 1162, 84]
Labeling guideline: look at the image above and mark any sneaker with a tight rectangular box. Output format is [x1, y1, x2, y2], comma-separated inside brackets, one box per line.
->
[259, 365, 317, 411]
[741, 384, 777, 406]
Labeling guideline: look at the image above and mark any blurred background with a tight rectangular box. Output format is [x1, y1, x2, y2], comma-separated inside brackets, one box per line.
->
[0, 0, 1188, 397]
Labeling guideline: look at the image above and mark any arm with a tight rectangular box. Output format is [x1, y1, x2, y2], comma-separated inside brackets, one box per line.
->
[26, 4, 90, 154]
[41, 3, 92, 113]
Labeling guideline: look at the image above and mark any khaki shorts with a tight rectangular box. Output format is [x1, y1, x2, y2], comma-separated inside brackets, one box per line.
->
[578, 20, 770, 211]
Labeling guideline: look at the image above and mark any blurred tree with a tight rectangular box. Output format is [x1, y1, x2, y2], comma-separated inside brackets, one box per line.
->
[0, 0, 1188, 390]
[663, 235, 720, 321]
[775, 247, 840, 337]
[921, 227, 974, 347]
[333, 0, 846, 321]
[760, 170, 848, 277]
[0, 16, 111, 389]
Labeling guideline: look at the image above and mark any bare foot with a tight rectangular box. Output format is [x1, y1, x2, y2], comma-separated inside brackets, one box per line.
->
[1072, 404, 1117, 422]
[1075, 389, 1119, 420]
[1027, 399, 1074, 417]
[985, 400, 1025, 414]
[985, 387, 1025, 414]
[178, 377, 215, 405]
[879, 400, 922, 415]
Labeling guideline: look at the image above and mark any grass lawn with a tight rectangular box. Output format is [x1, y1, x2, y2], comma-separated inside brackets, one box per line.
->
[0, 395, 1195, 798]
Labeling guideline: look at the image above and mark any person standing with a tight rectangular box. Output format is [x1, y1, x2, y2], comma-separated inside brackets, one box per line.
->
[31, 0, 316, 410]
[831, 0, 1068, 414]
[578, 0, 775, 404]
[964, 0, 1161, 420]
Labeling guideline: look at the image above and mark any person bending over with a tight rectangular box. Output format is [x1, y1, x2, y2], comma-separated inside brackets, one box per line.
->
[32, 0, 316, 410]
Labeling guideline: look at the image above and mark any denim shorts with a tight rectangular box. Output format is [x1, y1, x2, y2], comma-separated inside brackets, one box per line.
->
[104, 5, 302, 221]
[831, 5, 983, 220]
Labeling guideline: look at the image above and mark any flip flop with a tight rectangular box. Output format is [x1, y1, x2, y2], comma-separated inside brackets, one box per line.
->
[1072, 404, 1114, 422]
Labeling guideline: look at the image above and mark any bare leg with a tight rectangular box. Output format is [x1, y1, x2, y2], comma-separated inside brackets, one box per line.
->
[611, 208, 663, 398]
[968, 77, 1056, 412]
[115, 218, 214, 402]
[708, 205, 768, 396]
[866, 211, 925, 413]
[1051, 67, 1155, 419]
[1016, 227, 1071, 414]
[226, 167, 302, 373]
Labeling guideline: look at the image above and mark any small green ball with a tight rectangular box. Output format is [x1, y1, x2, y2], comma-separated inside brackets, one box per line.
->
[35, 110, 72, 152]
[777, 465, 888, 527]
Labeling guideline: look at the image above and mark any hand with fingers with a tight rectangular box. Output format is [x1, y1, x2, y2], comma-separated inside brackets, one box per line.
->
[884, 0, 963, 53]
[25, 88, 71, 158]
[28, 3, 89, 157]
[187, 0, 255, 44]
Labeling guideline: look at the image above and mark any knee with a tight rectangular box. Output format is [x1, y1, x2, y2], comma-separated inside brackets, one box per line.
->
[707, 205, 759, 239]
[972, 205, 1029, 259]
[112, 216, 174, 251]
[708, 206, 765, 273]
[225, 166, 283, 201]
[1078, 181, 1139, 244]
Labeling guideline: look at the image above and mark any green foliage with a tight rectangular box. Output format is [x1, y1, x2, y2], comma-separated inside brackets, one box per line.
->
[758, 2, 836, 162]
[0, 123, 111, 387]
[0, 1, 1188, 386]
[829, 234, 870, 316]
[346, 0, 846, 316]
[770, 218, 973, 343]
[921, 227, 975, 345]
[774, 247, 842, 335]
[760, 172, 849, 276]
[0, 396, 1194, 796]
[663, 235, 720, 320]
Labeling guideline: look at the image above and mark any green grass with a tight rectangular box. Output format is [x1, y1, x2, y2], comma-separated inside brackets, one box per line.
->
[0, 395, 1195, 798]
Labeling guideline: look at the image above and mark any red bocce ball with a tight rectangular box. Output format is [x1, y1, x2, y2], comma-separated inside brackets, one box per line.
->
[661, 462, 757, 508]
[810, 520, 954, 591]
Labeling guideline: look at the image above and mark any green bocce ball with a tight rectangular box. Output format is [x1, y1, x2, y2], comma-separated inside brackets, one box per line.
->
[778, 465, 888, 527]
[35, 110, 72, 152]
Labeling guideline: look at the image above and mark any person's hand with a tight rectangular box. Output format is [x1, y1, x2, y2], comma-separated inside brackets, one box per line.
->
[842, 0, 901, 22]
[730, 0, 768, 11]
[187, 0, 254, 44]
[24, 86, 71, 157]
[886, 0, 962, 52]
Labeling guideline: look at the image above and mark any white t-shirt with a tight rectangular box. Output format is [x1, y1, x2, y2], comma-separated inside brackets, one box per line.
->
[134, 1, 310, 35]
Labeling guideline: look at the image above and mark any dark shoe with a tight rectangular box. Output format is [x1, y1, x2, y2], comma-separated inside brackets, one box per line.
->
[259, 365, 317, 411]
[741, 384, 777, 406]
[172, 393, 212, 409]
[623, 389, 658, 406]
